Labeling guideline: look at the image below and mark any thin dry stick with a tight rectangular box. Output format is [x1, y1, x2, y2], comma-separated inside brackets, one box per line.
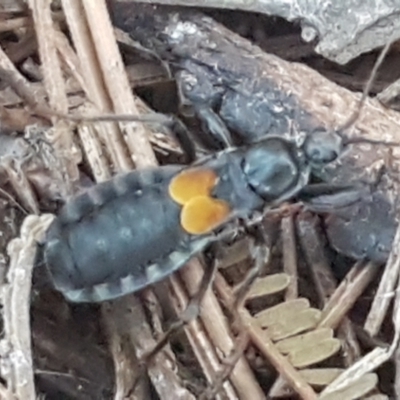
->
[364, 222, 400, 336]
[296, 213, 338, 302]
[27, 0, 68, 113]
[0, 186, 28, 215]
[0, 44, 52, 117]
[282, 215, 298, 300]
[101, 295, 196, 400]
[61, 0, 134, 173]
[60, 1, 153, 398]
[141, 256, 218, 363]
[320, 226, 400, 396]
[296, 213, 364, 366]
[168, 272, 238, 400]
[2, 160, 39, 214]
[199, 330, 250, 400]
[81, 0, 157, 169]
[177, 258, 266, 399]
[318, 262, 380, 329]
[268, 215, 299, 397]
[52, 28, 90, 95]
[52, 25, 112, 181]
[112, 0, 294, 15]
[27, 0, 79, 191]
[72, 104, 112, 182]
[321, 340, 398, 396]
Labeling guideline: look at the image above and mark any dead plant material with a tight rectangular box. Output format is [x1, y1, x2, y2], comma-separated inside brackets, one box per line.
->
[2, 2, 400, 400]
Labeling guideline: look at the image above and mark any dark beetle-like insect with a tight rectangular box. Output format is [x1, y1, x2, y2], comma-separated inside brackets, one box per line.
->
[43, 130, 343, 303]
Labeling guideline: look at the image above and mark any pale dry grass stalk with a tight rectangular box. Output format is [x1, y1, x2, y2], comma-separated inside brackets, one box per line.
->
[27, 0, 79, 192]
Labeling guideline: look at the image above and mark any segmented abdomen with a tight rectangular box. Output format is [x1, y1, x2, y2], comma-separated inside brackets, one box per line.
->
[44, 166, 210, 302]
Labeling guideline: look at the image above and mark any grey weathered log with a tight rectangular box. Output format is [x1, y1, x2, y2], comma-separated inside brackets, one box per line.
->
[118, 0, 400, 63]
[112, 3, 400, 263]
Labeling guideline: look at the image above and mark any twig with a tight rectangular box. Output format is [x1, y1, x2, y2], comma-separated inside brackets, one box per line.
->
[177, 257, 266, 399]
[281, 215, 298, 300]
[27, 0, 79, 192]
[318, 262, 380, 329]
[296, 212, 364, 366]
[199, 330, 250, 400]
[0, 187, 28, 215]
[0, 17, 31, 32]
[61, 0, 134, 173]
[0, 44, 51, 117]
[4, 214, 54, 400]
[364, 222, 400, 336]
[168, 271, 238, 400]
[81, 0, 157, 168]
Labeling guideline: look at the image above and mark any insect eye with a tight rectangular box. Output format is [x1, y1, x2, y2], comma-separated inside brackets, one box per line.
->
[303, 130, 343, 164]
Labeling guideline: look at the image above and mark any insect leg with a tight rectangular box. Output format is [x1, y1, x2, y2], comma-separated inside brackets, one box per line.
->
[176, 76, 234, 150]
[233, 224, 270, 309]
[140, 248, 219, 365]
[199, 329, 250, 400]
[202, 227, 270, 398]
[297, 183, 372, 213]
[160, 114, 198, 163]
[194, 104, 234, 149]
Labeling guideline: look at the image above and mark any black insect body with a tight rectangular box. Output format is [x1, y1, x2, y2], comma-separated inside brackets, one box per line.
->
[43, 133, 338, 303]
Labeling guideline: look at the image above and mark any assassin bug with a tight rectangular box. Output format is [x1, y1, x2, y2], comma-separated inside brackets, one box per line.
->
[43, 129, 338, 303]
[41, 124, 389, 303]
[42, 39, 398, 303]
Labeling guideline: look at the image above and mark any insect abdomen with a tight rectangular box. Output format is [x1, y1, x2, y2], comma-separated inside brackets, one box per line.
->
[44, 167, 210, 303]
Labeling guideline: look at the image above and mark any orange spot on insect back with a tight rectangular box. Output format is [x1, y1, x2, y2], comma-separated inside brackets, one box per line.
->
[181, 196, 231, 235]
[169, 169, 218, 205]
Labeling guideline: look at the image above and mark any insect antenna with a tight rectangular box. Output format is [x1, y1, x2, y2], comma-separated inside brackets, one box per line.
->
[340, 39, 393, 133]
